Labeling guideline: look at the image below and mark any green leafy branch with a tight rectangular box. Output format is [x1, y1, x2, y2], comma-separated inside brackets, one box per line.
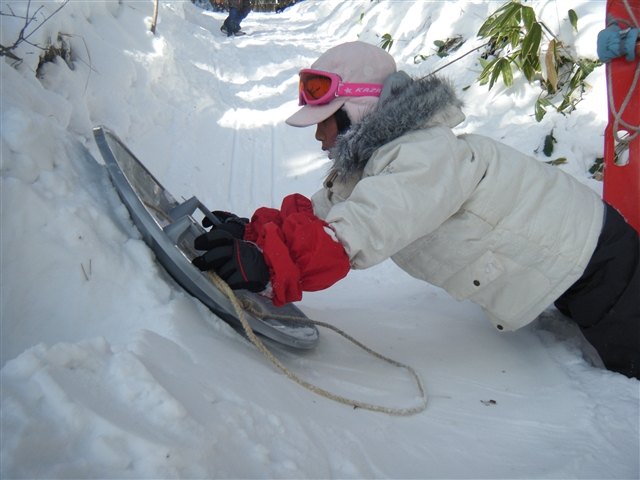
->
[414, 35, 465, 64]
[476, 0, 601, 121]
[379, 33, 393, 52]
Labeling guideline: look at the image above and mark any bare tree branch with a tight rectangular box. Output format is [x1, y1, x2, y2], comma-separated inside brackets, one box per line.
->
[0, 0, 69, 61]
[0, 44, 22, 61]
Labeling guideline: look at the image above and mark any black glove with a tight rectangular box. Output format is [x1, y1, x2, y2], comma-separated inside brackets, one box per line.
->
[192, 230, 270, 293]
[202, 211, 249, 239]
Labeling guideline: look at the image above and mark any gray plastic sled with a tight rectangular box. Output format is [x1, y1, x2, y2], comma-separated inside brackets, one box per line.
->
[94, 126, 319, 349]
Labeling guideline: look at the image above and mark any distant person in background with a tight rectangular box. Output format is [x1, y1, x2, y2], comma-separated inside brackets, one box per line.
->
[221, 0, 251, 37]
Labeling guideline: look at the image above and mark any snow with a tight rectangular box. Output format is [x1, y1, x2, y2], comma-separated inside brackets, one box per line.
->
[1, 0, 638, 477]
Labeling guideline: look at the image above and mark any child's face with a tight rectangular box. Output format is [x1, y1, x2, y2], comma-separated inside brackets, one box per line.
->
[315, 115, 339, 151]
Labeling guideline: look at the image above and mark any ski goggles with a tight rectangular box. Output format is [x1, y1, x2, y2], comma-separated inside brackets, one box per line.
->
[298, 69, 384, 106]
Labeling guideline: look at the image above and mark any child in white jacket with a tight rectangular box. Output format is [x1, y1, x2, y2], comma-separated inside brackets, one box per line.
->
[194, 42, 640, 380]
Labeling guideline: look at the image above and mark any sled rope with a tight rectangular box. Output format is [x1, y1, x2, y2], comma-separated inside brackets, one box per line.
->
[142, 198, 428, 415]
[606, 0, 640, 144]
[206, 271, 428, 415]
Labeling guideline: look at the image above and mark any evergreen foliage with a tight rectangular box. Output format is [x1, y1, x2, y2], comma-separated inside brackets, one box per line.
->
[476, 0, 601, 121]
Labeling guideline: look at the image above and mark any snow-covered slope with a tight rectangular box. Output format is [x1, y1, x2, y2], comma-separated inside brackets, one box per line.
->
[1, 0, 638, 477]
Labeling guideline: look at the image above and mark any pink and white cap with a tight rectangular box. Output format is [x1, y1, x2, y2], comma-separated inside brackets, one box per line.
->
[286, 41, 397, 127]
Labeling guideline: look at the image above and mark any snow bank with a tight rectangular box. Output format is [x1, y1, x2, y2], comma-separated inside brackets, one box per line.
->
[1, 0, 638, 478]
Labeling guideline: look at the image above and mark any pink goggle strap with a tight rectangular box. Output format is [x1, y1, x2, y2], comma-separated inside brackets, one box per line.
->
[336, 82, 383, 97]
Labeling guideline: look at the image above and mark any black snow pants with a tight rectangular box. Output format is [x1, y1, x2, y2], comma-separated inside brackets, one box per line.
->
[554, 202, 639, 380]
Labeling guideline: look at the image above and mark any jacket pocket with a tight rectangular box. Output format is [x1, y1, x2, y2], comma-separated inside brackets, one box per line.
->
[442, 250, 505, 301]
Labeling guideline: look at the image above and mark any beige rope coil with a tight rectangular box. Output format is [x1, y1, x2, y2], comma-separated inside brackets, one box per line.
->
[207, 271, 428, 415]
[607, 0, 640, 144]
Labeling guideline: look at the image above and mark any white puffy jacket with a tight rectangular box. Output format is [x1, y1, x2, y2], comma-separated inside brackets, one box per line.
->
[311, 76, 603, 331]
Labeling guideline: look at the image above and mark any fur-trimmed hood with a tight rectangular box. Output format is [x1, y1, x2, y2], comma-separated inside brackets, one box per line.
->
[329, 75, 465, 180]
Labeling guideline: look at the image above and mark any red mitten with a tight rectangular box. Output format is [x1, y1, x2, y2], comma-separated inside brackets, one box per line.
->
[247, 194, 350, 305]
[282, 213, 350, 292]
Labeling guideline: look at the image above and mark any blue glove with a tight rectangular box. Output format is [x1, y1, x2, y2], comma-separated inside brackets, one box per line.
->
[597, 24, 639, 63]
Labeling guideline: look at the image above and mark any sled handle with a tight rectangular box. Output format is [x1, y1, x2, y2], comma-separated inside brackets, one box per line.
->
[168, 196, 222, 227]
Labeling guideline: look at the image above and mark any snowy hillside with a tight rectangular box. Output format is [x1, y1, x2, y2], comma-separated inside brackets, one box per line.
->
[1, 0, 638, 478]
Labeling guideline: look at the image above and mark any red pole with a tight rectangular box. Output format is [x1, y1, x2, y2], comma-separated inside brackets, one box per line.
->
[603, 0, 640, 233]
